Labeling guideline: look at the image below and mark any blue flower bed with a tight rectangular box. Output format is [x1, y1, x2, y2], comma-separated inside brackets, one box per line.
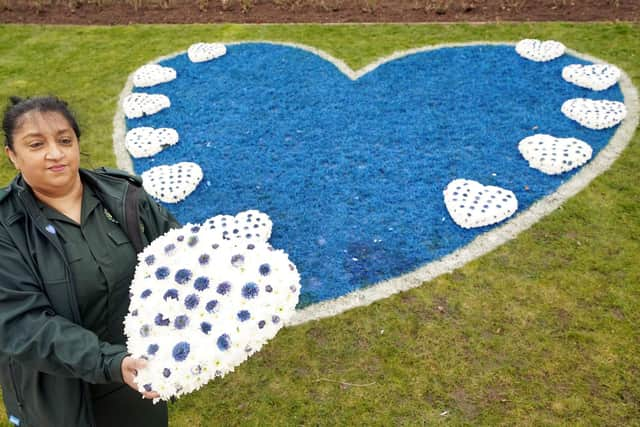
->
[127, 43, 624, 307]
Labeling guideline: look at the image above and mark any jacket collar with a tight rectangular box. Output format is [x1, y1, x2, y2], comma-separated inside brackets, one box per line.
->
[78, 169, 130, 225]
[0, 169, 135, 227]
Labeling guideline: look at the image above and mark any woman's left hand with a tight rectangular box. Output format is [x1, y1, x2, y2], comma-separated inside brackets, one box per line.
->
[121, 355, 160, 400]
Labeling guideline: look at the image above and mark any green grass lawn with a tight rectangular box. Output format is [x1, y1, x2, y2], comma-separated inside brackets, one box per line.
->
[0, 22, 638, 426]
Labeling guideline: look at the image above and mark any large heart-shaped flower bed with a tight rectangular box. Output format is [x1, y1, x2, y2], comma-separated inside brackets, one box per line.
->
[120, 42, 630, 309]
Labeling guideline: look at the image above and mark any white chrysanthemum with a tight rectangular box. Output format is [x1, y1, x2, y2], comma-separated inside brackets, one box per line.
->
[125, 212, 300, 402]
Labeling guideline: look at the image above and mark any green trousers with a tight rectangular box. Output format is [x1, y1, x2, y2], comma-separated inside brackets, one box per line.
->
[92, 384, 168, 427]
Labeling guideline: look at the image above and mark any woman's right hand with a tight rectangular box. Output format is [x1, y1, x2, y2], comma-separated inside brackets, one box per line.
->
[121, 356, 160, 400]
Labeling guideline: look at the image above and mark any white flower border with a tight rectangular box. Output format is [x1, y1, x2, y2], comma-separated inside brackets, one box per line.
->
[113, 41, 640, 327]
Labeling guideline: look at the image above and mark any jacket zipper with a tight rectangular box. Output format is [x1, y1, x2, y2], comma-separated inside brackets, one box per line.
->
[8, 359, 24, 410]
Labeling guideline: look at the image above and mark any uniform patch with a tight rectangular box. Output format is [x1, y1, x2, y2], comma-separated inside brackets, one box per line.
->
[103, 208, 119, 224]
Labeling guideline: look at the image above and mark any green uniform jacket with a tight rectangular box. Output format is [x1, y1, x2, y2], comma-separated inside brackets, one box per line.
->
[0, 168, 180, 427]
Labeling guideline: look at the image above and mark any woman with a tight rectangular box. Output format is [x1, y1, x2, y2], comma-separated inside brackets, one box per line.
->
[0, 96, 180, 426]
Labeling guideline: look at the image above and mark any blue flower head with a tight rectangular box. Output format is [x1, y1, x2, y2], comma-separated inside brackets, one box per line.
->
[140, 324, 151, 337]
[259, 264, 271, 276]
[155, 267, 170, 280]
[174, 315, 189, 329]
[217, 334, 231, 351]
[175, 269, 193, 285]
[144, 255, 155, 266]
[217, 281, 231, 295]
[272, 315, 281, 324]
[205, 300, 219, 313]
[163, 368, 171, 378]
[247, 244, 255, 250]
[231, 254, 245, 267]
[265, 285, 273, 293]
[163, 289, 179, 301]
[242, 282, 259, 299]
[190, 226, 200, 233]
[194, 277, 210, 291]
[154, 313, 170, 326]
[143, 384, 153, 392]
[141, 289, 152, 299]
[147, 344, 159, 355]
[198, 254, 210, 266]
[201, 322, 212, 334]
[237, 310, 251, 322]
[188, 236, 199, 247]
[172, 342, 190, 362]
[185, 294, 200, 310]
[164, 243, 176, 255]
[176, 235, 184, 242]
[258, 320, 266, 329]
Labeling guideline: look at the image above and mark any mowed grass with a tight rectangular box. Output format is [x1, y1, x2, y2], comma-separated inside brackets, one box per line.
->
[0, 23, 638, 425]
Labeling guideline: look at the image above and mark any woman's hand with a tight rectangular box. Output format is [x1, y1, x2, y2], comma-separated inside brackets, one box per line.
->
[121, 356, 160, 400]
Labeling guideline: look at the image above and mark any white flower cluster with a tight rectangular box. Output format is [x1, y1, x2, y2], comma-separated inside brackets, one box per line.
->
[124, 210, 300, 402]
[518, 134, 592, 175]
[187, 42, 227, 63]
[141, 162, 203, 204]
[562, 63, 620, 92]
[203, 210, 273, 242]
[123, 92, 171, 119]
[441, 41, 627, 228]
[125, 127, 180, 158]
[561, 98, 627, 130]
[515, 39, 565, 62]
[133, 64, 177, 88]
[124, 42, 228, 203]
[443, 179, 518, 229]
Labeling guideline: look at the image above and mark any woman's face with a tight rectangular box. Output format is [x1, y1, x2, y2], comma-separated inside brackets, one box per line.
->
[5, 110, 81, 197]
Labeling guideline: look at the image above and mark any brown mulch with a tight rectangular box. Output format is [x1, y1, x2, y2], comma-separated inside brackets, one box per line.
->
[0, 0, 638, 25]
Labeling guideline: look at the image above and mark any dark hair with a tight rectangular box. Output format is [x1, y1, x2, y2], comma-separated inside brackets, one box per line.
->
[2, 96, 81, 150]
